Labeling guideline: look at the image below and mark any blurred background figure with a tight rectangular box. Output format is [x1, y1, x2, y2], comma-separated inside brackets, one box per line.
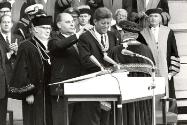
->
[78, 5, 93, 30]
[0, 1, 11, 17]
[111, 8, 128, 43]
[13, 3, 46, 39]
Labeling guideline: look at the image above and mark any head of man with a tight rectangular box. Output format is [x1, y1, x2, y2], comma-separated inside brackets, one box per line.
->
[56, 13, 75, 35]
[64, 7, 80, 29]
[78, 5, 92, 26]
[93, 7, 112, 34]
[114, 9, 128, 25]
[0, 2, 11, 17]
[31, 16, 52, 41]
[146, 8, 162, 27]
[0, 14, 13, 34]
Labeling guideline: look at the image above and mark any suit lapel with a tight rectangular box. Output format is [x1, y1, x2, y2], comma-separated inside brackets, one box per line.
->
[0, 33, 9, 52]
[88, 29, 103, 51]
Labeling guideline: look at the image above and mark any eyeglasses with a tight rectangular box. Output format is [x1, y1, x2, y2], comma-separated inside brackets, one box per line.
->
[38, 26, 52, 31]
[0, 11, 11, 13]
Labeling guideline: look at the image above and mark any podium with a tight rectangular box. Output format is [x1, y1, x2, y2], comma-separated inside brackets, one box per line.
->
[64, 72, 165, 102]
[60, 72, 165, 125]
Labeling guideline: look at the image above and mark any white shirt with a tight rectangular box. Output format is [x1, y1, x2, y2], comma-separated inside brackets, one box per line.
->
[151, 26, 159, 43]
[1, 32, 13, 59]
[93, 27, 107, 46]
[1, 32, 11, 44]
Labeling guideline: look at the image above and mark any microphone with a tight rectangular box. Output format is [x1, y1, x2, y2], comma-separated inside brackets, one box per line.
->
[121, 49, 136, 56]
[121, 49, 155, 70]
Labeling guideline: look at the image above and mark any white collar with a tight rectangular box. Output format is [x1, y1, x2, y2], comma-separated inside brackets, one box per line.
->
[116, 25, 122, 31]
[1, 32, 11, 43]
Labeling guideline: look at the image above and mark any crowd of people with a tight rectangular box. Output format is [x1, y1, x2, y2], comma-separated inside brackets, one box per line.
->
[0, 0, 181, 125]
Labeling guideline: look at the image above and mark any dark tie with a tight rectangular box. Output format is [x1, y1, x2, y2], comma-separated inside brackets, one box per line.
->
[6, 35, 10, 45]
[101, 35, 105, 47]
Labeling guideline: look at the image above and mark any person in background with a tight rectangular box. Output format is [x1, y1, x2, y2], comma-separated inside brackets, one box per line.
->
[48, 12, 85, 125]
[77, 5, 93, 30]
[0, 14, 22, 125]
[0, 1, 11, 17]
[9, 16, 53, 125]
[77, 7, 119, 125]
[111, 8, 128, 43]
[140, 8, 180, 113]
[13, 3, 46, 39]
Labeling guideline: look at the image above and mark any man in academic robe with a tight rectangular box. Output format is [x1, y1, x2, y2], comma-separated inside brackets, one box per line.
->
[48, 12, 85, 125]
[77, 7, 119, 125]
[9, 16, 53, 125]
[0, 14, 22, 125]
[140, 8, 180, 113]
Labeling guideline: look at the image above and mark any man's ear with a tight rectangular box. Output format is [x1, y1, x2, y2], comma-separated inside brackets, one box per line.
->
[33, 27, 38, 33]
[57, 22, 61, 29]
[93, 19, 97, 25]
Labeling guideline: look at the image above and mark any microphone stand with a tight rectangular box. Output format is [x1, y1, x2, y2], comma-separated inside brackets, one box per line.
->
[121, 49, 156, 125]
[132, 53, 156, 125]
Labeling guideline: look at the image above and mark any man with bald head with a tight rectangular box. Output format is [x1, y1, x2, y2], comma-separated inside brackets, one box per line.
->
[48, 12, 85, 125]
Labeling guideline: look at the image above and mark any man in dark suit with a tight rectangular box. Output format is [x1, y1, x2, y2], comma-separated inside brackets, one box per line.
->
[77, 7, 119, 125]
[111, 8, 128, 43]
[48, 12, 85, 125]
[0, 14, 22, 125]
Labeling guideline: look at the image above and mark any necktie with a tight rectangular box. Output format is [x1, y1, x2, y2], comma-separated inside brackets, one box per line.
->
[6, 35, 10, 45]
[101, 35, 105, 47]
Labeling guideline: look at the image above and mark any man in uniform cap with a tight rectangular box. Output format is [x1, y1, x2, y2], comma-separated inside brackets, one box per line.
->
[10, 16, 53, 125]
[0, 1, 11, 17]
[141, 8, 180, 114]
[13, 3, 46, 39]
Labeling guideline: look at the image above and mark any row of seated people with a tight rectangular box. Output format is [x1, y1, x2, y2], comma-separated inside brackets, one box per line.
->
[0, 1, 180, 125]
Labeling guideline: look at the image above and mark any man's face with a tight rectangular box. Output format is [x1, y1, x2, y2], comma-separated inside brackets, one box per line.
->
[0, 8, 11, 17]
[57, 14, 75, 34]
[35, 25, 52, 40]
[79, 13, 91, 26]
[116, 11, 127, 24]
[94, 18, 112, 34]
[0, 15, 12, 33]
[148, 13, 161, 27]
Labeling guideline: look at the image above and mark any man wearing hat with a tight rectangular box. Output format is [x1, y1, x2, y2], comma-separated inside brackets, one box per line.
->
[0, 1, 11, 17]
[9, 16, 53, 125]
[13, 3, 46, 39]
[109, 19, 154, 125]
[140, 8, 180, 113]
[78, 5, 93, 30]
